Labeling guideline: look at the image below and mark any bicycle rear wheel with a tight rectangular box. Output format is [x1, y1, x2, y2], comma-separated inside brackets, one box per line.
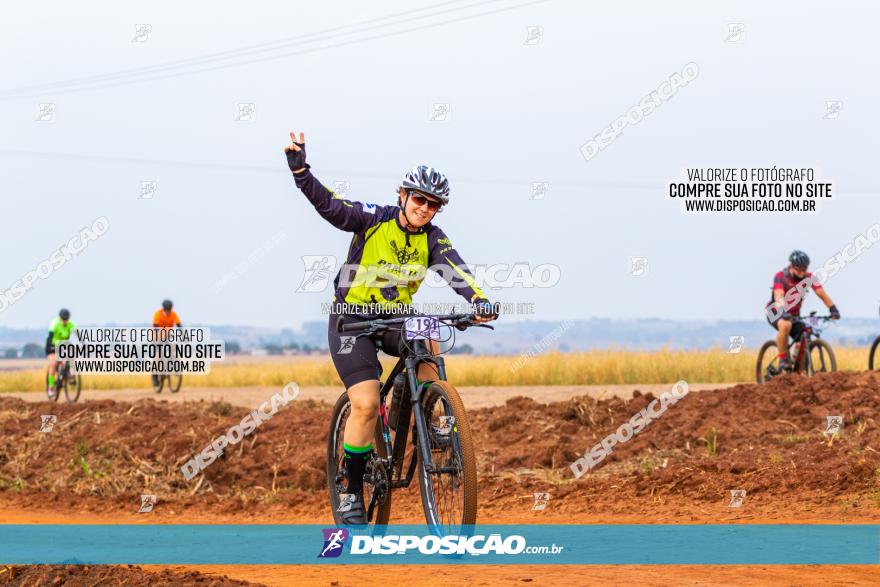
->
[417, 380, 477, 535]
[152, 374, 164, 393]
[326, 391, 392, 526]
[869, 336, 880, 370]
[755, 341, 779, 383]
[808, 339, 837, 375]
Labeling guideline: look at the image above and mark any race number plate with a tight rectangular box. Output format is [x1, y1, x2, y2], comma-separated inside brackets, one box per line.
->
[404, 317, 440, 340]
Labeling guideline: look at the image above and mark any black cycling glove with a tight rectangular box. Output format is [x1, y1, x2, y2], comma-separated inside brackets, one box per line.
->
[829, 305, 840, 319]
[285, 141, 310, 175]
[473, 298, 499, 320]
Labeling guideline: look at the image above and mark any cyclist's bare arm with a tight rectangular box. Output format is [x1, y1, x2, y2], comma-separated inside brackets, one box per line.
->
[816, 288, 834, 309]
[770, 287, 786, 313]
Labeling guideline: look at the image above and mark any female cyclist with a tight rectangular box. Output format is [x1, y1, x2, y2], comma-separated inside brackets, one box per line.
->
[284, 131, 497, 524]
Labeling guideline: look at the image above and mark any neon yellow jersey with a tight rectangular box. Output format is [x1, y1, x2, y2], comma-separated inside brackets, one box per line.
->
[294, 169, 486, 311]
[48, 318, 77, 345]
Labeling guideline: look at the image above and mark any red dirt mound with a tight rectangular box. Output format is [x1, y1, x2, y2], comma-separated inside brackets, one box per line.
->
[473, 371, 880, 516]
[0, 397, 330, 516]
[0, 564, 262, 586]
[1, 372, 879, 519]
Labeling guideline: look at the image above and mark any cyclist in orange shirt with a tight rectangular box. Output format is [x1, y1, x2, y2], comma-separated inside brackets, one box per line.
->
[153, 299, 181, 328]
[151, 299, 181, 387]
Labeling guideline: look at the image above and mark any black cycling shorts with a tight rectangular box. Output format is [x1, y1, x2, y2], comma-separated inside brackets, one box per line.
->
[328, 313, 411, 389]
[767, 313, 806, 341]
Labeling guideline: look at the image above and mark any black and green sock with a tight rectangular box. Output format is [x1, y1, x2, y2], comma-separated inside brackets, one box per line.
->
[343, 442, 373, 494]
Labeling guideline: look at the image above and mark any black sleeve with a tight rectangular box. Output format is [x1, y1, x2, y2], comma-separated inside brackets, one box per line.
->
[293, 169, 386, 233]
[427, 225, 487, 304]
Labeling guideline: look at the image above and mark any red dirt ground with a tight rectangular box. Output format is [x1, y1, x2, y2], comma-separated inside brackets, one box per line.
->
[2, 371, 880, 585]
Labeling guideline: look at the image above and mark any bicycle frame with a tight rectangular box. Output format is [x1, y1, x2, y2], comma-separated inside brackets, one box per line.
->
[335, 310, 493, 523]
[374, 338, 449, 491]
[792, 314, 829, 374]
[54, 360, 70, 383]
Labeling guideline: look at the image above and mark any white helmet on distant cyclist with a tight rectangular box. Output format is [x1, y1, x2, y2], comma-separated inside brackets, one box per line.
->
[400, 164, 450, 206]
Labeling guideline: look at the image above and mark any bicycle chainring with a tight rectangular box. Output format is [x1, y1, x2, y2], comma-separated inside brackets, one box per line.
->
[366, 459, 389, 505]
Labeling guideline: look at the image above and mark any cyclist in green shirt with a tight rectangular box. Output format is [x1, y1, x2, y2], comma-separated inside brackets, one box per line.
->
[46, 308, 76, 390]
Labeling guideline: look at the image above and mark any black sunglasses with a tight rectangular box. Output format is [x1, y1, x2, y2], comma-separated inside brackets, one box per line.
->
[409, 192, 442, 212]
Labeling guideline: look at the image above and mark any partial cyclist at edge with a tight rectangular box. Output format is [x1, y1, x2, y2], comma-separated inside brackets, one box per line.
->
[284, 130, 498, 525]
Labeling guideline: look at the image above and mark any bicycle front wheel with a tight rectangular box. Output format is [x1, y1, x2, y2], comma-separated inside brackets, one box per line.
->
[168, 375, 182, 393]
[417, 380, 477, 534]
[807, 339, 837, 375]
[64, 372, 82, 403]
[756, 340, 779, 384]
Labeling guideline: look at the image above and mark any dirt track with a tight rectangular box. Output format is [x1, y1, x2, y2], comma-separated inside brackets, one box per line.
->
[2, 372, 880, 585]
[4, 382, 737, 408]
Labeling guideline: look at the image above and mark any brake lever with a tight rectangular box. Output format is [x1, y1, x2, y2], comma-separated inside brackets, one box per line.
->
[452, 318, 495, 331]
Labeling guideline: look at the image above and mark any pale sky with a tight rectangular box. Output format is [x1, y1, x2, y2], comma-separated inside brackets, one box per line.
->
[1, 1, 878, 329]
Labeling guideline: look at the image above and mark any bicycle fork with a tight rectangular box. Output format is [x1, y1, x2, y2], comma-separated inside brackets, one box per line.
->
[404, 354, 452, 475]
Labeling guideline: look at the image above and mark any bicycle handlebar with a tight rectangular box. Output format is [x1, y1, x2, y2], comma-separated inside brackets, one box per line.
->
[337, 316, 372, 332]
[336, 313, 493, 334]
[792, 314, 834, 323]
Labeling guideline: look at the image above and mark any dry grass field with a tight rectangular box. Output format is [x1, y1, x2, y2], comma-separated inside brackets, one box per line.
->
[0, 347, 872, 392]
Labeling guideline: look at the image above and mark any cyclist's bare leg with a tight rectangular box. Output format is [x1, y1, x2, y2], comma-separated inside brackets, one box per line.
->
[776, 319, 792, 356]
[47, 352, 57, 378]
[344, 379, 381, 447]
[344, 340, 439, 445]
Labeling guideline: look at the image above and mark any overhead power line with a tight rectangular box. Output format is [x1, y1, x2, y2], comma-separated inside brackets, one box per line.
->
[0, 0, 549, 100]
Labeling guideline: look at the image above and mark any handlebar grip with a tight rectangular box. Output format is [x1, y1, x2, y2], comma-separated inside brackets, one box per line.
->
[339, 319, 373, 333]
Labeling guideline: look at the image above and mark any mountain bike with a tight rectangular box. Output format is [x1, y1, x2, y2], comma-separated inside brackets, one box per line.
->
[327, 311, 493, 535]
[46, 360, 81, 403]
[869, 305, 880, 370]
[150, 340, 182, 393]
[152, 372, 182, 393]
[756, 312, 837, 383]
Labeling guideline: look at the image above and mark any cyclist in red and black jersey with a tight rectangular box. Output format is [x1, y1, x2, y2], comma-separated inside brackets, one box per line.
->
[765, 250, 839, 371]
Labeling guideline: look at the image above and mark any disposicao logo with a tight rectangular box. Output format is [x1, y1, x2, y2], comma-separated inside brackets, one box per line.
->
[350, 534, 527, 555]
[318, 528, 349, 558]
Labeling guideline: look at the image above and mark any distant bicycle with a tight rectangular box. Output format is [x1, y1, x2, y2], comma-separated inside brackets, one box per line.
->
[869, 305, 880, 370]
[152, 372, 182, 394]
[757, 312, 837, 383]
[46, 360, 81, 403]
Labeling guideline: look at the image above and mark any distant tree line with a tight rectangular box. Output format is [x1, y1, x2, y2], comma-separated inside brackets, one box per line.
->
[262, 342, 323, 355]
[0, 343, 43, 359]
